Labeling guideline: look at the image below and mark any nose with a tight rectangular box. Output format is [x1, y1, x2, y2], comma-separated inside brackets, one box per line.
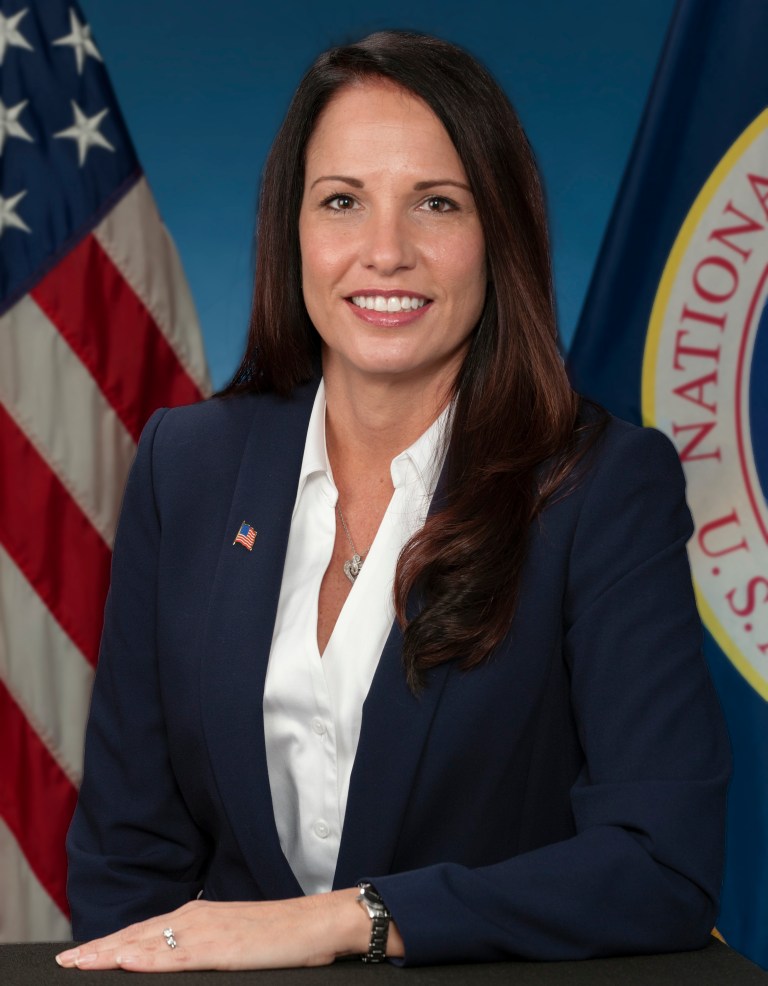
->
[359, 210, 416, 275]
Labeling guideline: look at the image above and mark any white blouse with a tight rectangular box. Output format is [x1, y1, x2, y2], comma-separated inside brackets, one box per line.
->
[263, 380, 448, 894]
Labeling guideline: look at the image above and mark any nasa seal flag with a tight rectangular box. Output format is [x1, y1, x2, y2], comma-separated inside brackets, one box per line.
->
[569, 0, 768, 970]
[643, 110, 768, 699]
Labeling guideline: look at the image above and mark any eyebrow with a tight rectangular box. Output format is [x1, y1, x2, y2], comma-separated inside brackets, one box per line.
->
[310, 175, 364, 189]
[413, 179, 471, 192]
[309, 175, 471, 192]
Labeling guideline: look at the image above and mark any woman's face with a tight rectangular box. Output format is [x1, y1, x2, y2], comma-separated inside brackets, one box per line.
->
[299, 80, 487, 393]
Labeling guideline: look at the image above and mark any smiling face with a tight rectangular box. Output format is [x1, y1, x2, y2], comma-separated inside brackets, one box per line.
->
[299, 80, 487, 400]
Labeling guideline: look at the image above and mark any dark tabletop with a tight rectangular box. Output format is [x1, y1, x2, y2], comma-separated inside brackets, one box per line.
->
[1, 939, 767, 986]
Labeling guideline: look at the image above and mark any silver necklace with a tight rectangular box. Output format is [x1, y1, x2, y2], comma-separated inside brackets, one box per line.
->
[336, 503, 370, 583]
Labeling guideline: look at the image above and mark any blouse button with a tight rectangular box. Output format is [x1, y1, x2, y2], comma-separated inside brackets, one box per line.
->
[314, 820, 330, 839]
[311, 717, 327, 736]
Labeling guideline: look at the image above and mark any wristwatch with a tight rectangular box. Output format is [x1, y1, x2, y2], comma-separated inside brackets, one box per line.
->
[356, 882, 390, 963]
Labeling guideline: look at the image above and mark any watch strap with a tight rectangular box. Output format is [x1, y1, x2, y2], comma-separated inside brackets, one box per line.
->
[356, 882, 391, 963]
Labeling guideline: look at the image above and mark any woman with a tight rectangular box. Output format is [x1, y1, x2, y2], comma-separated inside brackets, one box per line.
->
[58, 31, 730, 971]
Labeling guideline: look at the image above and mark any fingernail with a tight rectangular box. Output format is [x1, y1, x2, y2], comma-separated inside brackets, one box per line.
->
[74, 953, 98, 967]
[116, 953, 138, 965]
[55, 948, 79, 966]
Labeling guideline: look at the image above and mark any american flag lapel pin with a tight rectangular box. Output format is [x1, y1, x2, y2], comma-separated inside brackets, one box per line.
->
[233, 521, 257, 551]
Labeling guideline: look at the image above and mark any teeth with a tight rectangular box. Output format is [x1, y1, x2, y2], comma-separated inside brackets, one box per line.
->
[351, 296, 427, 313]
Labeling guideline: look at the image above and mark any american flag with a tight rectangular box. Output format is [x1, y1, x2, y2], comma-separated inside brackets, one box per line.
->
[0, 1, 209, 940]
[233, 522, 257, 551]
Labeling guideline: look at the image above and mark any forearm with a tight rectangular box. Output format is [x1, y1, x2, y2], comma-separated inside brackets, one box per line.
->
[57, 890, 405, 970]
[372, 815, 724, 966]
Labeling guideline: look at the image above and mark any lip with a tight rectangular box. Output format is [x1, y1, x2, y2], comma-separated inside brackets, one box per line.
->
[344, 297, 433, 327]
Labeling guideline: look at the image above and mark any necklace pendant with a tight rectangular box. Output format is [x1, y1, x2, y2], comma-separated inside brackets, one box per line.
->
[343, 553, 363, 584]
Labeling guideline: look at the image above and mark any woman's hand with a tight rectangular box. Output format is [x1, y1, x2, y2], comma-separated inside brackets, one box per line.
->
[55, 889, 402, 971]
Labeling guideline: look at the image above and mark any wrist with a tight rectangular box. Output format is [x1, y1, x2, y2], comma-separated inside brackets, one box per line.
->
[328, 888, 371, 959]
[327, 888, 404, 961]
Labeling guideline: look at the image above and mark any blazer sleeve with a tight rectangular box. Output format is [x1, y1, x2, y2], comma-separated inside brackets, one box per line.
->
[67, 408, 210, 938]
[370, 424, 731, 965]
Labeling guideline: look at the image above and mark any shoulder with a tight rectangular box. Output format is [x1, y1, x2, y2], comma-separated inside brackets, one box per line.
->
[591, 412, 681, 473]
[148, 393, 264, 458]
[530, 408, 694, 613]
[563, 405, 687, 512]
[561, 411, 693, 614]
[131, 379, 320, 503]
[143, 379, 320, 465]
[132, 396, 260, 503]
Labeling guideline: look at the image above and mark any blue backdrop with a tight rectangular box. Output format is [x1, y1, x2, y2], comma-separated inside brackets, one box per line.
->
[87, 0, 674, 388]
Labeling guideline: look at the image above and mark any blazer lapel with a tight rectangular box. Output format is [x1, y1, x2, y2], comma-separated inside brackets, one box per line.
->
[200, 381, 318, 899]
[333, 624, 452, 889]
[333, 469, 454, 889]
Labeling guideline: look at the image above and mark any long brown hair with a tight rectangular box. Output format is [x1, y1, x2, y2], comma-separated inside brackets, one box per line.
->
[225, 31, 597, 689]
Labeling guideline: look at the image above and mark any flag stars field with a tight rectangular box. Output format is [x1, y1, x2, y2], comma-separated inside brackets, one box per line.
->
[0, 98, 33, 154]
[53, 7, 102, 74]
[0, 190, 31, 236]
[0, 8, 34, 64]
[54, 101, 114, 166]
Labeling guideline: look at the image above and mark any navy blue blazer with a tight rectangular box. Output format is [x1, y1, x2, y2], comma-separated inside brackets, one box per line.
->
[67, 378, 730, 965]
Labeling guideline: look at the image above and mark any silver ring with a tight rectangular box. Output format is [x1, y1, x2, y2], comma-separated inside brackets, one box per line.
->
[163, 927, 177, 949]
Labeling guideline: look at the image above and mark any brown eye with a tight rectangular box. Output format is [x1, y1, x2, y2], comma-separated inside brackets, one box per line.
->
[423, 196, 455, 213]
[328, 194, 355, 210]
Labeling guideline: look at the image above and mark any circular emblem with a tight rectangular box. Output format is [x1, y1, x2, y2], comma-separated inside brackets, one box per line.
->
[642, 109, 768, 699]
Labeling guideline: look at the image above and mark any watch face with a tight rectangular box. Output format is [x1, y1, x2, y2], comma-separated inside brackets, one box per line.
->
[357, 883, 390, 920]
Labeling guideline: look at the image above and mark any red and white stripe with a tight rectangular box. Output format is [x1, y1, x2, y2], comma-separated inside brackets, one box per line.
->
[0, 176, 209, 941]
